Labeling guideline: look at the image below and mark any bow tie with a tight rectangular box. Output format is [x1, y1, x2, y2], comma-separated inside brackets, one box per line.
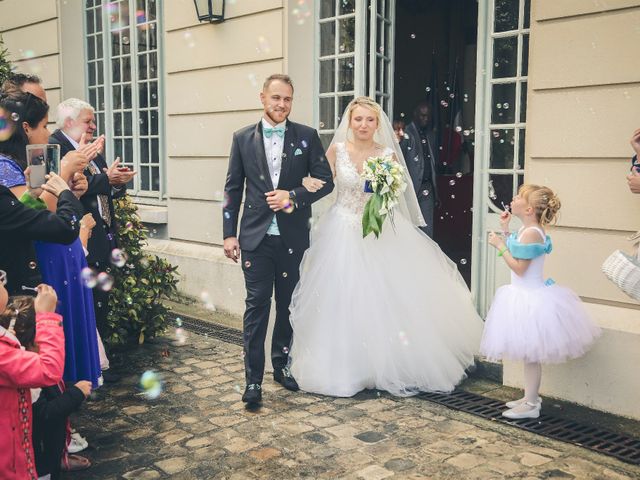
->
[263, 126, 285, 138]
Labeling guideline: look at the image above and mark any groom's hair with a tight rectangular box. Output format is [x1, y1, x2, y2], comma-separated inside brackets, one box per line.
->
[263, 74, 294, 93]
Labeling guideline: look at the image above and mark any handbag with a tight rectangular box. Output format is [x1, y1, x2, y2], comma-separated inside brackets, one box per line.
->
[602, 231, 640, 301]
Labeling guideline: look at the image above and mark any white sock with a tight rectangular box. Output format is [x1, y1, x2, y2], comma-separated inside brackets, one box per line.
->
[523, 362, 542, 404]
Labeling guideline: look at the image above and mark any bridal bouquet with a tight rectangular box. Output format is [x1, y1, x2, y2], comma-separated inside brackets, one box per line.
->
[361, 155, 407, 238]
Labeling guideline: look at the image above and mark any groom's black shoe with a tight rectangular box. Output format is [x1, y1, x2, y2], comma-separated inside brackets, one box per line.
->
[273, 367, 299, 392]
[242, 384, 262, 406]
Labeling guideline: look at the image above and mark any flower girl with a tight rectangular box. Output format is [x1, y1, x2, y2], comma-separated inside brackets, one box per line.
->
[481, 184, 601, 419]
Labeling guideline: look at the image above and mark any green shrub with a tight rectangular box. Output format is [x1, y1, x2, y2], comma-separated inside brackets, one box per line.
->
[106, 196, 179, 345]
[0, 36, 12, 86]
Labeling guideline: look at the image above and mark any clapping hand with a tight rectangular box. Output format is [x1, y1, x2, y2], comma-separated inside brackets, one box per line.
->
[61, 150, 89, 180]
[78, 133, 105, 162]
[70, 172, 88, 199]
[104, 158, 136, 186]
[628, 168, 640, 194]
[630, 128, 640, 158]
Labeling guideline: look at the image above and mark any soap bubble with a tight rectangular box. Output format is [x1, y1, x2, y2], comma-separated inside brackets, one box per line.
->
[97, 272, 114, 291]
[81, 267, 97, 288]
[139, 371, 163, 400]
[110, 248, 127, 267]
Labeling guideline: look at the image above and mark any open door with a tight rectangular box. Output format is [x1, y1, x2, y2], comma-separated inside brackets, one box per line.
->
[471, 0, 531, 314]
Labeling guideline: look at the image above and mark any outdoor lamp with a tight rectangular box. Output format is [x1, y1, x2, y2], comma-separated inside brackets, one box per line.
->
[193, 0, 225, 23]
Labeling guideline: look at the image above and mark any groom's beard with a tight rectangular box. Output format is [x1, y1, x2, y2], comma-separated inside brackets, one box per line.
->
[265, 108, 290, 125]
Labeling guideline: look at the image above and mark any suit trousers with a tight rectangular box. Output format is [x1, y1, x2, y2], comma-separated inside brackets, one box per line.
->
[417, 183, 435, 238]
[241, 234, 304, 384]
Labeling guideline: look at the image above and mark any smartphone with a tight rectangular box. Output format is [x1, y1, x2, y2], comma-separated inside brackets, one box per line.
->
[26, 144, 60, 188]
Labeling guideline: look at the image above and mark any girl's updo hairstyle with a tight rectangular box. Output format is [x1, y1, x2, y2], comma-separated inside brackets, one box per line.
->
[518, 184, 561, 226]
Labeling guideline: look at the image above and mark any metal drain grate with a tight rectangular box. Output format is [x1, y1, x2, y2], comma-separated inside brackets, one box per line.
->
[175, 315, 640, 466]
[420, 390, 640, 466]
[172, 313, 243, 346]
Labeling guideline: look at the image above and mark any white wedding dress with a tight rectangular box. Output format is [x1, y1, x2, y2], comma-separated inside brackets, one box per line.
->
[288, 142, 484, 397]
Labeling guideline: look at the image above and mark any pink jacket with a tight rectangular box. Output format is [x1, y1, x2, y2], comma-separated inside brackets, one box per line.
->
[0, 312, 65, 479]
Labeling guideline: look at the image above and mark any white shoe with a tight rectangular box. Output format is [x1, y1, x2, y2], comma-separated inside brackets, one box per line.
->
[68, 432, 88, 453]
[505, 396, 542, 409]
[502, 401, 541, 419]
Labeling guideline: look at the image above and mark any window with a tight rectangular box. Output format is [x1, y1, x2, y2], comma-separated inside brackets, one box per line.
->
[317, 0, 357, 149]
[486, 0, 530, 212]
[84, 0, 164, 200]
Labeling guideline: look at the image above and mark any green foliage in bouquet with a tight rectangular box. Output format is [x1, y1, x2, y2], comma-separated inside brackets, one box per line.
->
[106, 196, 179, 345]
[361, 156, 407, 239]
[362, 192, 385, 238]
[0, 36, 12, 86]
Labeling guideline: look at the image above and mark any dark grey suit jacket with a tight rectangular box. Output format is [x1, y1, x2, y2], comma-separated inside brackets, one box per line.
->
[223, 120, 334, 252]
[402, 122, 439, 200]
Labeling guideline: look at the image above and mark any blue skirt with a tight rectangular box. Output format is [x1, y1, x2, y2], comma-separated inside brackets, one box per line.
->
[35, 239, 101, 388]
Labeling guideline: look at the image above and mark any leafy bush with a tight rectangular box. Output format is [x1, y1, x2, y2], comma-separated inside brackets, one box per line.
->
[0, 36, 12, 86]
[106, 196, 179, 345]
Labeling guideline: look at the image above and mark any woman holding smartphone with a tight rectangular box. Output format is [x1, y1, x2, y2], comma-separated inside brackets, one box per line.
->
[0, 91, 102, 396]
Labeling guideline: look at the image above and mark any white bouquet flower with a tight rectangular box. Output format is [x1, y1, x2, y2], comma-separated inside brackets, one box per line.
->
[361, 155, 407, 238]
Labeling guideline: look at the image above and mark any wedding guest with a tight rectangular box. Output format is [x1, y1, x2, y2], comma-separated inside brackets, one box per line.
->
[50, 99, 135, 366]
[0, 92, 102, 390]
[628, 128, 640, 194]
[78, 212, 111, 379]
[1, 72, 47, 102]
[401, 102, 439, 237]
[393, 119, 406, 143]
[481, 184, 601, 419]
[31, 354, 92, 477]
[0, 93, 84, 296]
[0, 285, 64, 480]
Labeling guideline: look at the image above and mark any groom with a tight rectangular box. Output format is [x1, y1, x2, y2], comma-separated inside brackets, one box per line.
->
[223, 74, 334, 406]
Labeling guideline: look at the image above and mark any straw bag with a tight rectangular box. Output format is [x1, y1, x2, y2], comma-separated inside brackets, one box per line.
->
[602, 231, 640, 301]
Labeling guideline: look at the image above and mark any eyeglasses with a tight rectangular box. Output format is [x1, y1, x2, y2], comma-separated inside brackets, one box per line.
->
[0, 270, 6, 286]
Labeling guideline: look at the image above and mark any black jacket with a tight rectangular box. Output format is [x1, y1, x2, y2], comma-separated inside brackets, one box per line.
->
[0, 186, 83, 295]
[223, 120, 334, 252]
[49, 129, 124, 267]
[401, 122, 439, 200]
[32, 384, 86, 479]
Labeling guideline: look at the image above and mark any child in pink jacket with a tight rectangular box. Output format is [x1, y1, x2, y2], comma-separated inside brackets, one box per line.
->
[0, 282, 65, 480]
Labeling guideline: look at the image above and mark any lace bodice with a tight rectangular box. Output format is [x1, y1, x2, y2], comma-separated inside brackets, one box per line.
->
[333, 143, 393, 221]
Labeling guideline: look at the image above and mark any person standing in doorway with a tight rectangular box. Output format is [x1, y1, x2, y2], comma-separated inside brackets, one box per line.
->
[223, 74, 334, 407]
[401, 102, 439, 237]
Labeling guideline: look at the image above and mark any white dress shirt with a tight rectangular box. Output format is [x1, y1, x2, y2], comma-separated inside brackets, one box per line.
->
[261, 118, 286, 235]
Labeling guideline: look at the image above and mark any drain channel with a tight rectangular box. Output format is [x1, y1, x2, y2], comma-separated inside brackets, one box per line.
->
[177, 314, 640, 466]
[420, 390, 640, 466]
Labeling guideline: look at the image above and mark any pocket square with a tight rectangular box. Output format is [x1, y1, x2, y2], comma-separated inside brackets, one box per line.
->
[294, 148, 303, 156]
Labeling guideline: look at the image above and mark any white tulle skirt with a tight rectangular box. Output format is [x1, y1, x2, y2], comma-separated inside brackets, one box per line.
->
[480, 283, 601, 364]
[288, 205, 484, 397]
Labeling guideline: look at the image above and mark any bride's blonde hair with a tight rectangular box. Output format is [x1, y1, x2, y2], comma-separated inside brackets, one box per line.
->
[346, 96, 382, 127]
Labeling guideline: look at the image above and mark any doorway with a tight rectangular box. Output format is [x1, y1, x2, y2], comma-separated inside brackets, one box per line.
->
[393, 0, 478, 285]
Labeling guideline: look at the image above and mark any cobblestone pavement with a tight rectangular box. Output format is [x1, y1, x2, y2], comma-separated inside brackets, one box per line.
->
[71, 332, 640, 479]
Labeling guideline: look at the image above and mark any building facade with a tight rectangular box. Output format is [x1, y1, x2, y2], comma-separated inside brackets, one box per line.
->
[1, 0, 638, 419]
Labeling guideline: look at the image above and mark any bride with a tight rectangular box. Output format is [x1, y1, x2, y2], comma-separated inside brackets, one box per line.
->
[287, 97, 484, 397]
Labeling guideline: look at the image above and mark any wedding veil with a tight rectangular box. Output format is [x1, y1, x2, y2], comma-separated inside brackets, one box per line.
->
[329, 98, 426, 228]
